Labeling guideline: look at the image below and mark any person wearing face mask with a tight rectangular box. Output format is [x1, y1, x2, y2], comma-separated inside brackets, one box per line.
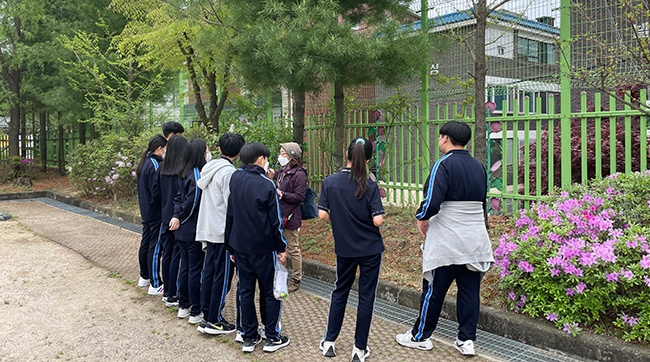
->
[194, 133, 245, 336]
[395, 121, 494, 357]
[269, 142, 307, 292]
[225, 142, 290, 354]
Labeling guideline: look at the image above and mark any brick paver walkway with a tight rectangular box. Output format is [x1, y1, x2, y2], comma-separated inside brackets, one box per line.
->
[1, 199, 500, 361]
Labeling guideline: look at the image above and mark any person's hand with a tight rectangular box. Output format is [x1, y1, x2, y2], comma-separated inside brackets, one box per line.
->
[169, 217, 180, 231]
[230, 254, 235, 263]
[278, 252, 286, 263]
[416, 219, 428, 238]
[277, 189, 283, 199]
[267, 168, 275, 179]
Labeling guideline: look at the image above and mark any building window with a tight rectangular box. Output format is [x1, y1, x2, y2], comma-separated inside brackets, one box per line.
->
[497, 46, 505, 55]
[518, 37, 555, 64]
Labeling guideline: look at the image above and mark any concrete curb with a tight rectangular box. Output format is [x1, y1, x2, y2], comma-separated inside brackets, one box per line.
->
[2, 191, 649, 362]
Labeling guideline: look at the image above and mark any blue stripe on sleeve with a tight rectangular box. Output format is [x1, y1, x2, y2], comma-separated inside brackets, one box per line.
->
[416, 153, 451, 219]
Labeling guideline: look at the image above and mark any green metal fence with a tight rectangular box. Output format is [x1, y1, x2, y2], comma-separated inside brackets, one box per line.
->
[305, 89, 649, 210]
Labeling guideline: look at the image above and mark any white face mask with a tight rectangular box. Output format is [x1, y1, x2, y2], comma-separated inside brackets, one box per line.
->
[161, 152, 166, 160]
[205, 151, 212, 163]
[263, 159, 269, 172]
[278, 155, 289, 167]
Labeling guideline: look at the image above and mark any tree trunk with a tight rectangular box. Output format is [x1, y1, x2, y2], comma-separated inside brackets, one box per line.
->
[177, 37, 208, 127]
[57, 112, 65, 176]
[205, 70, 218, 132]
[40, 111, 47, 172]
[79, 121, 86, 145]
[210, 61, 233, 134]
[20, 109, 26, 159]
[473, 0, 488, 168]
[292, 91, 305, 145]
[333, 82, 345, 172]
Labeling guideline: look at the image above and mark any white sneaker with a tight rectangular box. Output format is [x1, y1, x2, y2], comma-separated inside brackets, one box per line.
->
[137, 277, 150, 287]
[454, 338, 475, 356]
[319, 340, 336, 357]
[188, 313, 203, 324]
[177, 308, 190, 319]
[147, 284, 164, 295]
[235, 330, 244, 343]
[395, 330, 433, 350]
[350, 345, 370, 362]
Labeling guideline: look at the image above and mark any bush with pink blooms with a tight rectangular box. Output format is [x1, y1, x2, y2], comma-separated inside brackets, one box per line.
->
[495, 171, 650, 342]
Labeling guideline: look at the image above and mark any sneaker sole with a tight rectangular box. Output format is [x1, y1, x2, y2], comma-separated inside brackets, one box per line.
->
[165, 301, 179, 307]
[454, 344, 476, 356]
[263, 339, 290, 352]
[205, 328, 236, 335]
[242, 340, 262, 353]
[396, 339, 433, 351]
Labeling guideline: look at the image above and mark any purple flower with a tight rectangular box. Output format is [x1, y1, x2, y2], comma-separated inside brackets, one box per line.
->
[579, 252, 597, 267]
[606, 272, 619, 282]
[575, 282, 587, 293]
[609, 228, 623, 238]
[104, 176, 112, 183]
[626, 239, 639, 248]
[641, 255, 650, 269]
[562, 322, 581, 334]
[131, 171, 137, 177]
[126, 162, 132, 167]
[546, 312, 558, 322]
[620, 269, 634, 280]
[643, 275, 650, 287]
[550, 268, 561, 276]
[561, 191, 569, 197]
[565, 288, 576, 296]
[112, 174, 120, 180]
[621, 314, 639, 327]
[115, 161, 125, 167]
[508, 292, 516, 301]
[518, 261, 534, 273]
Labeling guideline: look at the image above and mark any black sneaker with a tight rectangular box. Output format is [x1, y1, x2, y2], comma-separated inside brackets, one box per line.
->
[242, 335, 262, 353]
[165, 296, 179, 307]
[263, 335, 290, 353]
[204, 320, 236, 335]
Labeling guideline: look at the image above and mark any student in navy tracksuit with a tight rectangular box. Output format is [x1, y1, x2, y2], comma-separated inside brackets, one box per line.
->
[395, 121, 493, 357]
[170, 139, 207, 324]
[158, 135, 187, 301]
[318, 138, 385, 362]
[136, 135, 167, 290]
[225, 142, 290, 354]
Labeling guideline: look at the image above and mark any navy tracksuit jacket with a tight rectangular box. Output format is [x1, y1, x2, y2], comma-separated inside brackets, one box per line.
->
[136, 154, 163, 285]
[225, 164, 287, 340]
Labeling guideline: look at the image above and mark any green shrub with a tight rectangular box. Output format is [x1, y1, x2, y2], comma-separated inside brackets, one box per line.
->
[68, 131, 156, 200]
[495, 171, 650, 342]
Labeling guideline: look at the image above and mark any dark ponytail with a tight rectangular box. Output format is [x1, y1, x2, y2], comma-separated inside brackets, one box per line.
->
[347, 137, 373, 200]
[136, 135, 167, 177]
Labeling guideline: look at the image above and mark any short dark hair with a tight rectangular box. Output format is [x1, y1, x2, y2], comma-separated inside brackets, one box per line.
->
[162, 121, 185, 138]
[218, 133, 245, 157]
[239, 142, 270, 165]
[439, 121, 471, 146]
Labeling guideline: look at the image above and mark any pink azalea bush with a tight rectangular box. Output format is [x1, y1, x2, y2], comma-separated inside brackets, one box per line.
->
[495, 171, 650, 342]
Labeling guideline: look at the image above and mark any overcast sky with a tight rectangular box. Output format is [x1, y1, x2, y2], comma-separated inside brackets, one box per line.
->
[409, 0, 561, 24]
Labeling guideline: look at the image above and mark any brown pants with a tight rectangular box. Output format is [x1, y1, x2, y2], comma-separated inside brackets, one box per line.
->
[284, 228, 302, 283]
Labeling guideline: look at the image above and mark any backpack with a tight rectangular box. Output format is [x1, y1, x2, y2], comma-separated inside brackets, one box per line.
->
[300, 187, 319, 220]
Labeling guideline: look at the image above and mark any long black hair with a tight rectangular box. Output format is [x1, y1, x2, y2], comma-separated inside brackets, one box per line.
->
[347, 137, 373, 200]
[160, 135, 187, 177]
[181, 138, 207, 178]
[136, 135, 167, 177]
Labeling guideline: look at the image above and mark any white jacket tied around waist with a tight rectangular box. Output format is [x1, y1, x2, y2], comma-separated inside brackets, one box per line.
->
[422, 201, 494, 281]
[195, 158, 235, 245]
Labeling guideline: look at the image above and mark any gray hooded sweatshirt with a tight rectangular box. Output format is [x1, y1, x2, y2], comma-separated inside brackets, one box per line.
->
[195, 157, 236, 245]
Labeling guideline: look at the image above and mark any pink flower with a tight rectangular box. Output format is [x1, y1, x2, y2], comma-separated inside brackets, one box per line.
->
[643, 275, 650, 287]
[550, 268, 561, 276]
[508, 292, 516, 300]
[606, 272, 619, 282]
[575, 282, 587, 293]
[579, 252, 597, 267]
[641, 255, 650, 269]
[518, 261, 534, 273]
[565, 288, 576, 296]
[620, 269, 634, 280]
[546, 312, 558, 322]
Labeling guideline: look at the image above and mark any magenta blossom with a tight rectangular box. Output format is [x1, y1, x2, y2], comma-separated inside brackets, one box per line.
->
[641, 255, 650, 269]
[546, 312, 558, 322]
[575, 282, 587, 293]
[518, 261, 534, 273]
[606, 272, 619, 282]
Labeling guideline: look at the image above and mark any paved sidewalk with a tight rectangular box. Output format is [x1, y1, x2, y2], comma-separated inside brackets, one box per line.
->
[0, 199, 579, 362]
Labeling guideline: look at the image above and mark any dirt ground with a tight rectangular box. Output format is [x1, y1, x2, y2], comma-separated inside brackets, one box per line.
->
[0, 220, 245, 362]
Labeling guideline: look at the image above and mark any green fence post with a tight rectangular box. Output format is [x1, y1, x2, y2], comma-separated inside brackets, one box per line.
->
[560, 0, 572, 186]
[420, 0, 430, 170]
